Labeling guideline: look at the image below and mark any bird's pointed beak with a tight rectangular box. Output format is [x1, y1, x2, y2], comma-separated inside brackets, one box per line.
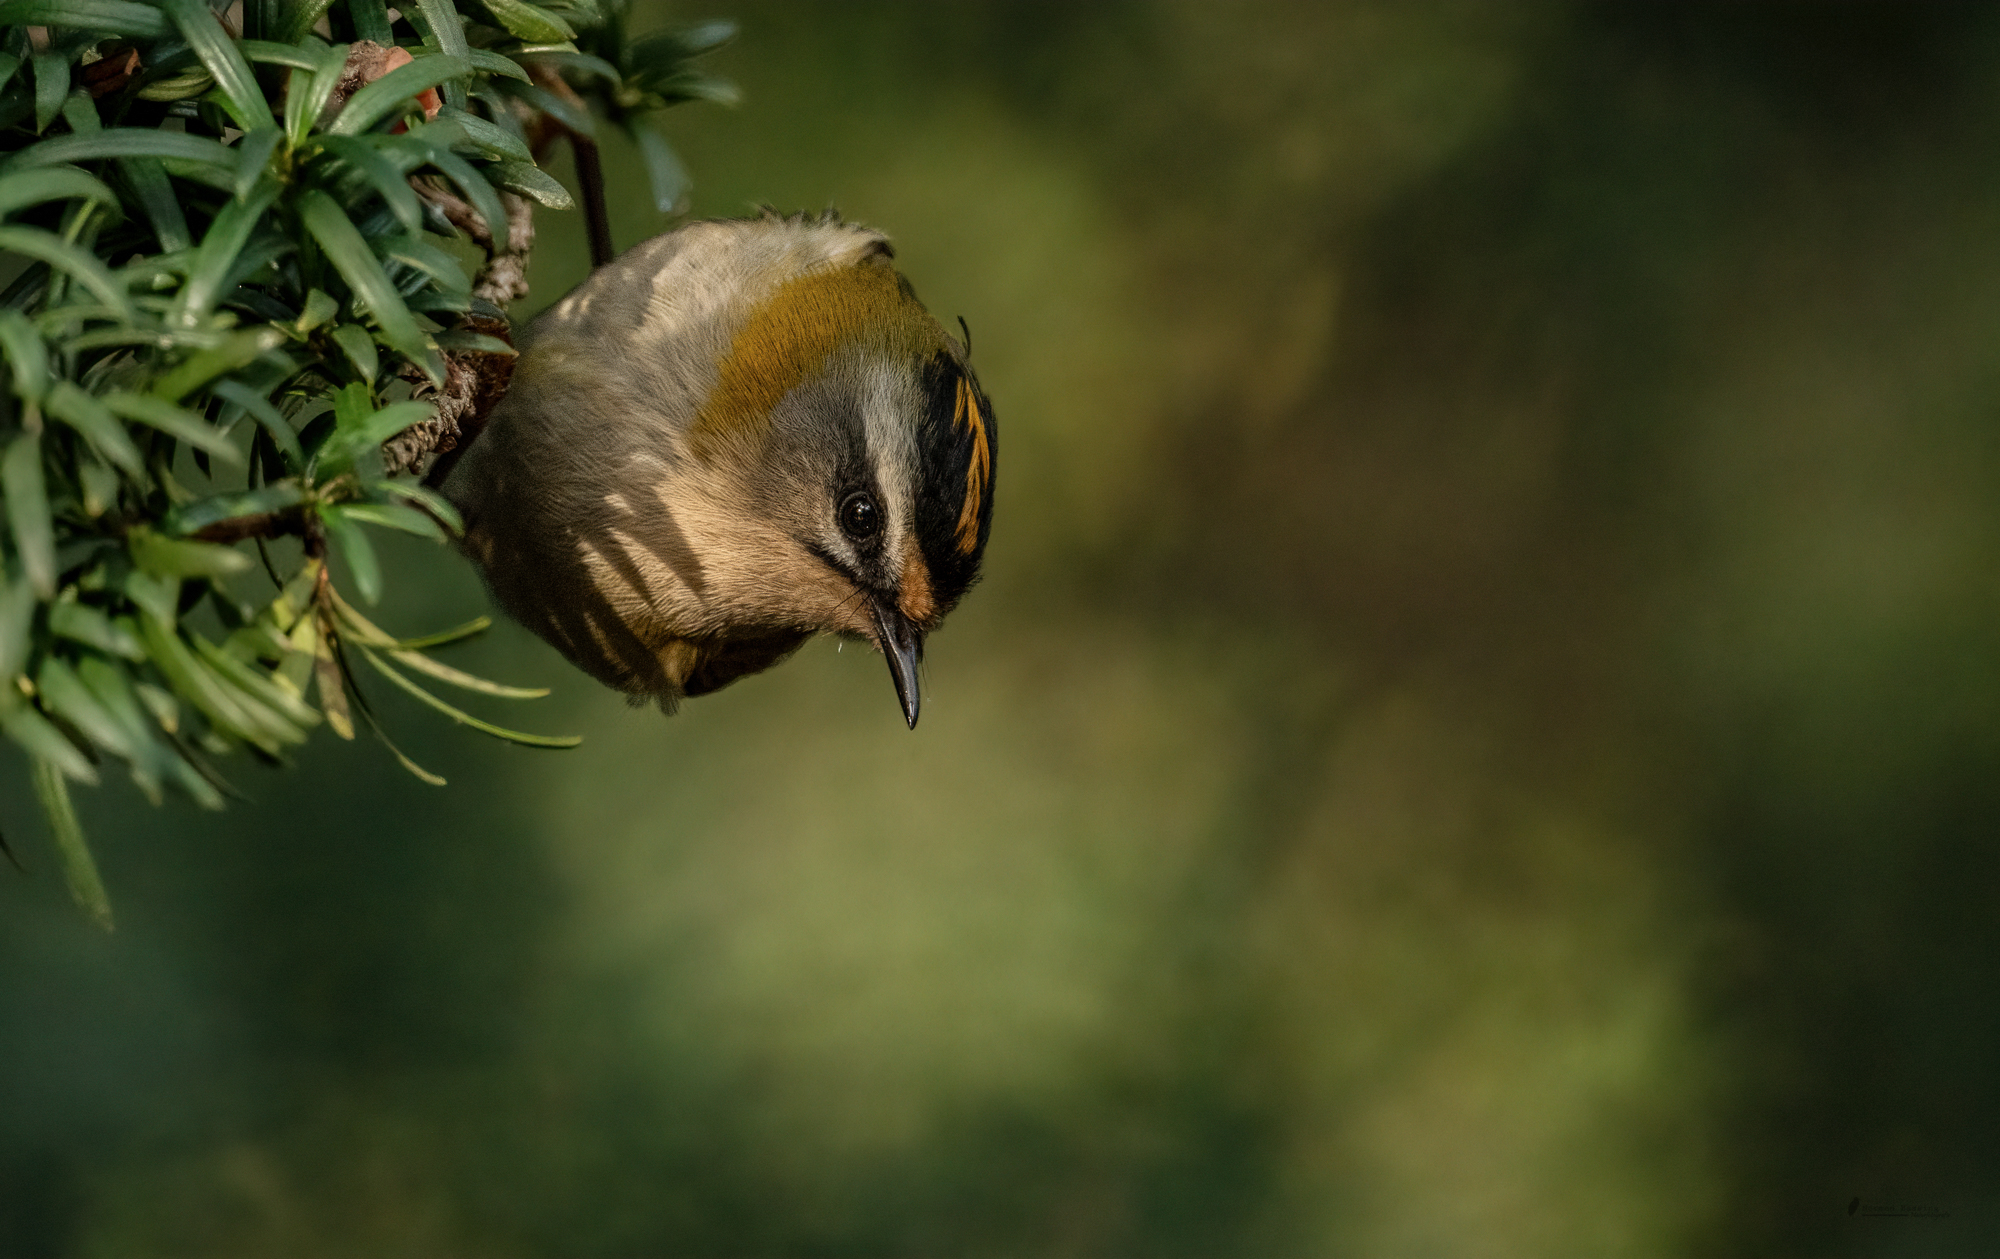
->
[870, 597, 924, 729]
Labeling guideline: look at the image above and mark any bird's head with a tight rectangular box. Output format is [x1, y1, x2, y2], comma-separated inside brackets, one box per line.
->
[446, 214, 996, 726]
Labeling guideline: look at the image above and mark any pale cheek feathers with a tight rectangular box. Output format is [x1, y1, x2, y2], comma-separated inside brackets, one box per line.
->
[574, 474, 876, 643]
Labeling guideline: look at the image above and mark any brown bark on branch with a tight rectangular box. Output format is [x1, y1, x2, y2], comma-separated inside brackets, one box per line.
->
[319, 42, 442, 130]
[387, 63, 611, 479]
[382, 187, 535, 479]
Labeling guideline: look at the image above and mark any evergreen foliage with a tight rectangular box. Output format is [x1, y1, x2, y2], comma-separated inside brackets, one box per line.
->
[0, 0, 730, 927]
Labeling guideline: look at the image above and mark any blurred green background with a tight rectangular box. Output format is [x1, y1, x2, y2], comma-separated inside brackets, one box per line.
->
[7, 2, 2000, 1253]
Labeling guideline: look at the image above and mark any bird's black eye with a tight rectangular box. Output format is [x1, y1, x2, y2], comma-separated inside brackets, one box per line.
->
[839, 490, 881, 541]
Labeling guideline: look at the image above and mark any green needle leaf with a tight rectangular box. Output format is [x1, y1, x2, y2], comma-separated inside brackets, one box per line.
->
[329, 323, 379, 384]
[338, 500, 441, 539]
[128, 527, 255, 579]
[44, 380, 145, 477]
[442, 48, 529, 82]
[297, 188, 433, 376]
[48, 601, 146, 659]
[429, 329, 512, 357]
[148, 326, 291, 404]
[3, 433, 55, 597]
[327, 592, 486, 651]
[440, 106, 531, 162]
[32, 756, 113, 930]
[409, 0, 470, 108]
[30, 52, 67, 133]
[376, 732, 447, 783]
[319, 504, 382, 604]
[634, 125, 689, 213]
[285, 40, 347, 146]
[388, 647, 548, 698]
[0, 166, 117, 221]
[0, 309, 51, 400]
[520, 50, 618, 84]
[480, 0, 574, 43]
[296, 288, 340, 333]
[313, 134, 424, 235]
[0, 226, 133, 321]
[339, 398, 432, 449]
[238, 40, 323, 71]
[369, 479, 463, 534]
[340, 672, 445, 784]
[40, 655, 139, 762]
[0, 0, 168, 37]
[333, 379, 374, 429]
[348, 0, 393, 44]
[278, 0, 337, 44]
[132, 680, 177, 736]
[232, 128, 284, 199]
[103, 392, 243, 461]
[176, 176, 282, 327]
[387, 616, 489, 651]
[311, 616, 354, 740]
[192, 634, 320, 730]
[382, 233, 470, 298]
[135, 67, 215, 104]
[77, 456, 118, 518]
[115, 157, 191, 252]
[122, 570, 180, 628]
[358, 645, 580, 747]
[411, 136, 511, 251]
[3, 128, 234, 179]
[488, 159, 571, 209]
[160, 0, 269, 130]
[327, 55, 471, 136]
[3, 705, 98, 785]
[135, 613, 300, 751]
[324, 590, 396, 646]
[162, 752, 229, 809]
[0, 575, 34, 679]
[493, 79, 590, 136]
[75, 655, 180, 805]
[211, 379, 305, 470]
[59, 87, 101, 137]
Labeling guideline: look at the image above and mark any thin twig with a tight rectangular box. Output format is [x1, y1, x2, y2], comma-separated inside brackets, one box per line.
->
[571, 131, 614, 269]
[525, 62, 613, 268]
[193, 506, 307, 545]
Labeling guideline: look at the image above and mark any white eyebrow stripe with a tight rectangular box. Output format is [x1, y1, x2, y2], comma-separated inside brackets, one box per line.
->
[856, 356, 918, 564]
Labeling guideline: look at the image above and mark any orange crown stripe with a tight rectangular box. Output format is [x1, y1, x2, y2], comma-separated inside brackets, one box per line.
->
[694, 262, 939, 455]
[953, 375, 991, 555]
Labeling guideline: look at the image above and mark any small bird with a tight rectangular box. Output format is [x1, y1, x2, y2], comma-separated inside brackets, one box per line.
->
[442, 212, 996, 727]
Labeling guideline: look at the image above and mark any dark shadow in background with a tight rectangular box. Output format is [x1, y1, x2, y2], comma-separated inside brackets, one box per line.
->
[1118, 6, 2000, 1254]
[0, 547, 564, 1255]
